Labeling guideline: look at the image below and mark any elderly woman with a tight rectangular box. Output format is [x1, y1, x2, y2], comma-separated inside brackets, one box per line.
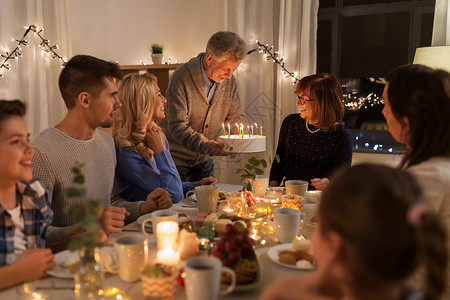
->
[382, 64, 450, 297]
[112, 73, 216, 204]
[269, 73, 352, 191]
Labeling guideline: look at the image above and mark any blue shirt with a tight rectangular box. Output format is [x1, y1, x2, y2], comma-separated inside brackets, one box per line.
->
[200, 55, 217, 104]
[0, 179, 53, 266]
[115, 134, 195, 203]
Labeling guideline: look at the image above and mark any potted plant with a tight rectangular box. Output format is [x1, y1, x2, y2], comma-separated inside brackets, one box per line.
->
[150, 43, 164, 64]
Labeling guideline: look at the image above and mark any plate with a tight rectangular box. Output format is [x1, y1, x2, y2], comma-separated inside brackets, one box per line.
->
[137, 213, 193, 233]
[47, 247, 115, 278]
[181, 195, 197, 207]
[267, 243, 314, 270]
[47, 249, 79, 278]
[137, 213, 153, 226]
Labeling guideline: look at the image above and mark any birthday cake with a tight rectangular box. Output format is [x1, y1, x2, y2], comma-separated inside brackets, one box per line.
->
[219, 135, 266, 153]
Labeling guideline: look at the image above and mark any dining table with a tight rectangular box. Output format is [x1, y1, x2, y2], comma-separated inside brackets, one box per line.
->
[1, 184, 316, 300]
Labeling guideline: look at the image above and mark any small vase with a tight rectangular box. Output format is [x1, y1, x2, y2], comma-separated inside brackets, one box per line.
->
[241, 178, 256, 219]
[152, 53, 163, 64]
[74, 247, 104, 299]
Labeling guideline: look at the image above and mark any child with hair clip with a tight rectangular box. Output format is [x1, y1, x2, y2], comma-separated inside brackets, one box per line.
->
[0, 100, 54, 290]
[260, 163, 447, 300]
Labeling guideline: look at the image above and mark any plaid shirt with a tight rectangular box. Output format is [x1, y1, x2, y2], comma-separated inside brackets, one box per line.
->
[0, 179, 53, 266]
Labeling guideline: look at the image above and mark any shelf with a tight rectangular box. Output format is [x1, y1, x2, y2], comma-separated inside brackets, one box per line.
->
[119, 63, 183, 96]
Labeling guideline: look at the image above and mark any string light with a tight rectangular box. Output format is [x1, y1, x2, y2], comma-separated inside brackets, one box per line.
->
[0, 25, 66, 78]
[247, 40, 300, 85]
[139, 56, 178, 66]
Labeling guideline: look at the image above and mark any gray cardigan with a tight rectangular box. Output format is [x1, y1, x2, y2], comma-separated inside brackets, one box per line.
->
[159, 53, 245, 167]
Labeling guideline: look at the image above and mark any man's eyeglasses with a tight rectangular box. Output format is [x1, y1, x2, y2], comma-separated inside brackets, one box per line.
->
[295, 92, 314, 105]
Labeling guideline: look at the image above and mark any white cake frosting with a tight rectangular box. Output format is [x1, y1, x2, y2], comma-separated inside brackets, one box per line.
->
[219, 135, 266, 153]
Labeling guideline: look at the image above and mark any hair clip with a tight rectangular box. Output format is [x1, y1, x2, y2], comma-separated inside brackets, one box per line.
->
[406, 203, 427, 227]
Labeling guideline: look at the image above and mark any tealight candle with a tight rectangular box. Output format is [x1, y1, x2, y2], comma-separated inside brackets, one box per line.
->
[157, 246, 180, 266]
[156, 221, 179, 251]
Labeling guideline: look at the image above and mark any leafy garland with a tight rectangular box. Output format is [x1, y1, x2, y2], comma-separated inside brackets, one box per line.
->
[0, 24, 65, 78]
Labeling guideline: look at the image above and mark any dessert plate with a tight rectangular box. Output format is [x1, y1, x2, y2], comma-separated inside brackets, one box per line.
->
[267, 243, 314, 270]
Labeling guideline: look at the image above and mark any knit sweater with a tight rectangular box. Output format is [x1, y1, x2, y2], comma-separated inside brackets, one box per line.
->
[159, 52, 246, 167]
[31, 128, 142, 243]
[115, 133, 195, 203]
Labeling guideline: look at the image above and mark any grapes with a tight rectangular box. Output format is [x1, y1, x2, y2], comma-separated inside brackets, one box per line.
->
[211, 224, 256, 269]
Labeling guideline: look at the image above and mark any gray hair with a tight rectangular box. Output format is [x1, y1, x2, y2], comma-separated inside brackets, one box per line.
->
[205, 31, 247, 62]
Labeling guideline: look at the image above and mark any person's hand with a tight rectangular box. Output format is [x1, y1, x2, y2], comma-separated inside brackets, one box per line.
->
[195, 176, 218, 186]
[269, 180, 279, 187]
[12, 248, 55, 282]
[209, 140, 230, 156]
[144, 123, 166, 153]
[99, 206, 129, 235]
[310, 178, 329, 191]
[140, 188, 172, 214]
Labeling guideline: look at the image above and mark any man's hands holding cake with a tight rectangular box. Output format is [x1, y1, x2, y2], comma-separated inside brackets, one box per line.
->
[209, 140, 231, 156]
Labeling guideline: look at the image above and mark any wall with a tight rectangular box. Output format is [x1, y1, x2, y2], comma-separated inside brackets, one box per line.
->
[67, 0, 218, 64]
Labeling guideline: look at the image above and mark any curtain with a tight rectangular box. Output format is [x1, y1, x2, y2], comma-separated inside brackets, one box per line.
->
[432, 0, 450, 46]
[213, 0, 319, 185]
[0, 0, 71, 137]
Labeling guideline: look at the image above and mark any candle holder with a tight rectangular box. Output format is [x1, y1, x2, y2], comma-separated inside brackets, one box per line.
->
[156, 221, 180, 266]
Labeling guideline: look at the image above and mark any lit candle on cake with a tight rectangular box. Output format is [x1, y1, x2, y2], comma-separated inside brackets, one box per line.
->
[240, 124, 244, 139]
[235, 123, 240, 137]
[247, 125, 250, 137]
[222, 123, 226, 137]
[251, 125, 254, 137]
[260, 126, 263, 136]
[255, 123, 259, 135]
[228, 123, 231, 138]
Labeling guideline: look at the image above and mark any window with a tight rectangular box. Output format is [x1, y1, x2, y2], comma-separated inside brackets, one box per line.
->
[317, 0, 435, 154]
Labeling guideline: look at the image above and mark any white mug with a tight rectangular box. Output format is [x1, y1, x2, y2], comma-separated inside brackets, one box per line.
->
[184, 256, 236, 300]
[142, 209, 178, 237]
[106, 234, 148, 282]
[274, 207, 306, 243]
[186, 185, 219, 213]
[285, 180, 308, 197]
[253, 175, 269, 197]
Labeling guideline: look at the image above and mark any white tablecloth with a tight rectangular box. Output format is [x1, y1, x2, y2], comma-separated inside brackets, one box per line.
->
[0, 184, 309, 299]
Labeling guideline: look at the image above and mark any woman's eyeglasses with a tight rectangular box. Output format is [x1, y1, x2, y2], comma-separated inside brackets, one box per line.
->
[295, 92, 314, 105]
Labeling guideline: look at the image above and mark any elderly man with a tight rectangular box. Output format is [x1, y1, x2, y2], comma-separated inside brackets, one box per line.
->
[32, 55, 172, 251]
[160, 31, 247, 182]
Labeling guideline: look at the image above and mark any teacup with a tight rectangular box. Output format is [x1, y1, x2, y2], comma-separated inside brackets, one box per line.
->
[186, 185, 219, 213]
[142, 209, 178, 236]
[285, 180, 308, 197]
[106, 234, 148, 282]
[184, 256, 236, 300]
[273, 207, 306, 243]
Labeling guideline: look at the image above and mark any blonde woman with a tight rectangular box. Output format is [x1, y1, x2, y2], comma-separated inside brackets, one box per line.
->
[112, 73, 216, 203]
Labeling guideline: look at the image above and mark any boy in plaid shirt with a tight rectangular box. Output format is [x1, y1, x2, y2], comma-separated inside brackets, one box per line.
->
[0, 100, 54, 289]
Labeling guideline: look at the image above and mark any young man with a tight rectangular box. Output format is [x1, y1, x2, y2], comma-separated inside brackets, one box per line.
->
[0, 100, 55, 289]
[159, 31, 248, 182]
[32, 55, 172, 251]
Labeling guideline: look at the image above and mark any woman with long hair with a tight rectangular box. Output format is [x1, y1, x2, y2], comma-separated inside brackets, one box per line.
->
[112, 73, 216, 203]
